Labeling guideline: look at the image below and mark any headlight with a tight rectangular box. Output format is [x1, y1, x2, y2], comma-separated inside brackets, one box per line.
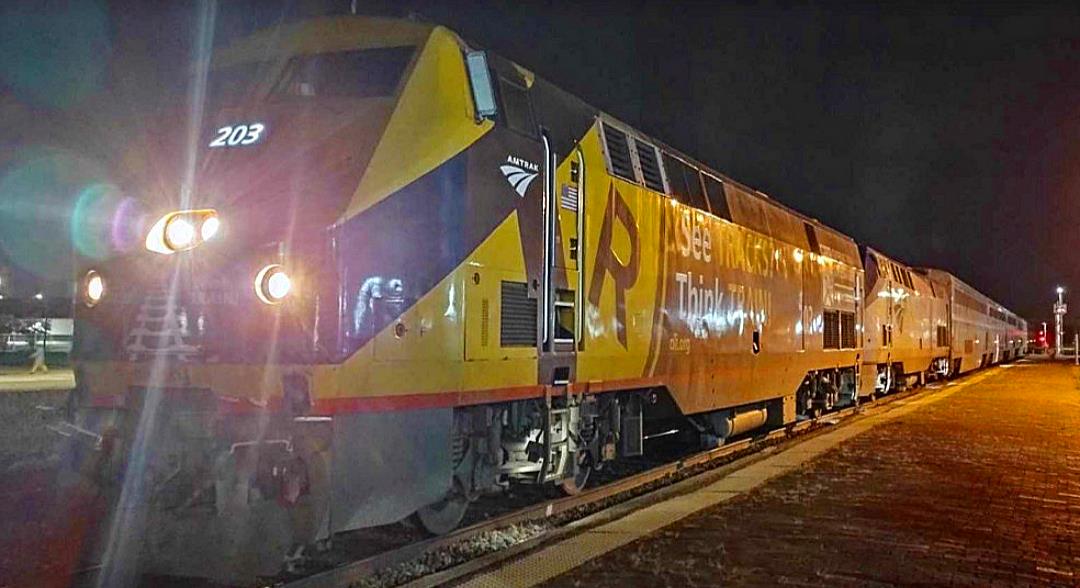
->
[145, 209, 220, 254]
[83, 270, 105, 307]
[255, 264, 292, 304]
[200, 215, 220, 241]
[165, 217, 196, 250]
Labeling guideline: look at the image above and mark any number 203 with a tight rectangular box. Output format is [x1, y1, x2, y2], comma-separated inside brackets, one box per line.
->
[208, 123, 265, 148]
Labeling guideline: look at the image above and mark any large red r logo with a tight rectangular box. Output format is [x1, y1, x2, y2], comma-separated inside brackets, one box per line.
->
[587, 184, 639, 348]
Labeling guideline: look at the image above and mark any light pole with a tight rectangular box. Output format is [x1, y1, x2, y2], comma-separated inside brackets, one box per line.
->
[1054, 286, 1067, 358]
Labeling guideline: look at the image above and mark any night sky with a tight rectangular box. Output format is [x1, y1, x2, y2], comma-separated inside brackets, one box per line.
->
[1, 0, 1078, 326]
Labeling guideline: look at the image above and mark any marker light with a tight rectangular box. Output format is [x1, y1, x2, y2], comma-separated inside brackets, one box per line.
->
[145, 209, 220, 254]
[255, 264, 292, 304]
[267, 271, 291, 299]
[84, 270, 105, 307]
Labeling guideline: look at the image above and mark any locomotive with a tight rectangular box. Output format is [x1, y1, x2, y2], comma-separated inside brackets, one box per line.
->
[61, 15, 1026, 580]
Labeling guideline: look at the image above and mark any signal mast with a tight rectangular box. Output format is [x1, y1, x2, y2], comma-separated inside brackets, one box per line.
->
[1054, 286, 1066, 357]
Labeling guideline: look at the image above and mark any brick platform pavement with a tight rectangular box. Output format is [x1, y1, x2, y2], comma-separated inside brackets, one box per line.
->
[538, 360, 1080, 587]
[469, 359, 1080, 587]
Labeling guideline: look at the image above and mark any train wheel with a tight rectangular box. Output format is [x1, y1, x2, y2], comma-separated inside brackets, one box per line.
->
[559, 449, 593, 496]
[413, 492, 469, 536]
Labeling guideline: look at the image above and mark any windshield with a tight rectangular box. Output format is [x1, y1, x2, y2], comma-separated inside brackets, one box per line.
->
[274, 45, 415, 99]
[206, 45, 415, 105]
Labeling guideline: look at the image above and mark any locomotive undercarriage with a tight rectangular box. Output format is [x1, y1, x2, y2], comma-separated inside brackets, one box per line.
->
[422, 389, 642, 533]
[873, 359, 949, 396]
[59, 371, 863, 581]
[796, 367, 860, 418]
[59, 395, 334, 580]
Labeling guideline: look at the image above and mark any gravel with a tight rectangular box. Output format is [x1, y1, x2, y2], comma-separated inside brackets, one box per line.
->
[350, 522, 550, 588]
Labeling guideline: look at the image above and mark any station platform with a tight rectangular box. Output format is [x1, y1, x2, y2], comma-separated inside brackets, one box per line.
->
[463, 358, 1080, 587]
[0, 367, 75, 392]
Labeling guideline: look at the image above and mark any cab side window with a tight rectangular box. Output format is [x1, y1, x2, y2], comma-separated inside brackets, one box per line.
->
[498, 78, 536, 137]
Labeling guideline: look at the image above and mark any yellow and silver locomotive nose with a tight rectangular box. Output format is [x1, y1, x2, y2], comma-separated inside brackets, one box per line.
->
[145, 209, 221, 254]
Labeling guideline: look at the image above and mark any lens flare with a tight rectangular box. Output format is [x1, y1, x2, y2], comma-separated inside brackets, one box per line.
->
[111, 197, 148, 252]
[71, 183, 146, 259]
[0, 148, 109, 277]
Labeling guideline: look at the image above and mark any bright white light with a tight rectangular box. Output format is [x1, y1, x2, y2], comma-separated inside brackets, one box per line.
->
[200, 216, 220, 241]
[255, 264, 292, 304]
[34, 293, 43, 300]
[267, 271, 291, 300]
[86, 272, 104, 305]
[166, 217, 196, 249]
[1057, 286, 1065, 295]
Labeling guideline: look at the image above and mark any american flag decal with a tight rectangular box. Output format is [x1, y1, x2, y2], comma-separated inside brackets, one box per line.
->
[560, 184, 579, 211]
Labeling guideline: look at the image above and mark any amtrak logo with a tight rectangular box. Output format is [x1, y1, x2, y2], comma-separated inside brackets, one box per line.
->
[500, 155, 540, 197]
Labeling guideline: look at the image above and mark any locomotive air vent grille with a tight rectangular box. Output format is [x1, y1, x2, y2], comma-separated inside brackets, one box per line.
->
[500, 281, 537, 347]
[602, 124, 635, 183]
[823, 310, 840, 350]
[936, 325, 948, 347]
[481, 298, 490, 347]
[840, 311, 856, 349]
[635, 140, 665, 192]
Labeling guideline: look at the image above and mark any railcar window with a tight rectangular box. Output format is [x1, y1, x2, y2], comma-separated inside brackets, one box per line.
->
[804, 223, 821, 255]
[498, 78, 536, 136]
[275, 46, 415, 98]
[635, 140, 666, 193]
[702, 174, 732, 220]
[955, 289, 985, 313]
[602, 124, 636, 183]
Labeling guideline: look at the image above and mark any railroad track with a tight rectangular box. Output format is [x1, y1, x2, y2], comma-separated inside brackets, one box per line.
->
[276, 380, 942, 588]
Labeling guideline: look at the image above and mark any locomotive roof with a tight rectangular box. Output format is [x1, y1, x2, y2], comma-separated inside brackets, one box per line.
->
[599, 113, 862, 264]
[919, 268, 1022, 323]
